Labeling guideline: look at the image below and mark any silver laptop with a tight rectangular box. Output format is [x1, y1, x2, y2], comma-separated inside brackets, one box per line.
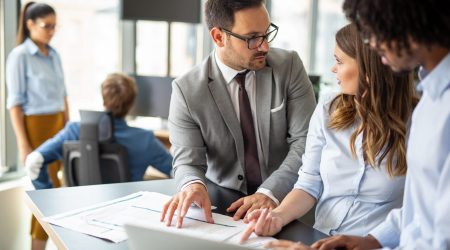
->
[125, 223, 255, 250]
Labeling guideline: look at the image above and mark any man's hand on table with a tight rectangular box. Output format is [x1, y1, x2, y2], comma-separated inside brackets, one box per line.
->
[160, 183, 214, 228]
[311, 234, 381, 250]
[227, 192, 276, 221]
[264, 240, 316, 250]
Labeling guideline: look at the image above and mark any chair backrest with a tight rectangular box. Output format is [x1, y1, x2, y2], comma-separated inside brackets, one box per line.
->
[63, 142, 129, 186]
[63, 110, 130, 186]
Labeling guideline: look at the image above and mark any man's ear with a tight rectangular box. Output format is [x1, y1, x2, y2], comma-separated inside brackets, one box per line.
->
[408, 36, 420, 51]
[210, 27, 226, 47]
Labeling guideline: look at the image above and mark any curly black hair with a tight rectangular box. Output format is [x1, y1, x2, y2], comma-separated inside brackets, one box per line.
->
[342, 0, 450, 52]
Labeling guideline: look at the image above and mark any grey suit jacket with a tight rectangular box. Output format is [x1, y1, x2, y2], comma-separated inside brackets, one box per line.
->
[169, 48, 316, 201]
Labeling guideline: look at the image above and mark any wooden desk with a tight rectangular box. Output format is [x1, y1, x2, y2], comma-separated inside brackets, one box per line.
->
[25, 180, 326, 250]
[153, 130, 170, 149]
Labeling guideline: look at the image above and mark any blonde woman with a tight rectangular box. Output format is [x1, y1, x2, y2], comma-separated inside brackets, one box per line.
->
[241, 23, 418, 244]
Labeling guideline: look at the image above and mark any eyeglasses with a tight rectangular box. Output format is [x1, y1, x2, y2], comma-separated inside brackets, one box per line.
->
[37, 22, 57, 31]
[221, 23, 279, 50]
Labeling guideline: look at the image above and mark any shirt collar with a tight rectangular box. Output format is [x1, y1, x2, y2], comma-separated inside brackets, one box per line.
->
[24, 38, 56, 57]
[214, 50, 250, 85]
[417, 52, 450, 100]
[113, 117, 128, 127]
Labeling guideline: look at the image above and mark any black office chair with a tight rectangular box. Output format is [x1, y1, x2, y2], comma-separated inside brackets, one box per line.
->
[63, 110, 130, 186]
[308, 74, 321, 102]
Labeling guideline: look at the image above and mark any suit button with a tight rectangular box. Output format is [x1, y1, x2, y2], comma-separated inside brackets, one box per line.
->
[238, 175, 244, 180]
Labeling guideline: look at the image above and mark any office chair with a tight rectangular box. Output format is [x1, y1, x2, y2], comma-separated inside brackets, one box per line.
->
[63, 110, 130, 186]
[308, 74, 321, 102]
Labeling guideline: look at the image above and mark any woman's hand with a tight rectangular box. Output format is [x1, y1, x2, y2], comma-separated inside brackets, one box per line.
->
[240, 208, 284, 243]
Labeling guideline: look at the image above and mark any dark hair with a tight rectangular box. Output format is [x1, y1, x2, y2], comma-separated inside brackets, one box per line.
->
[329, 23, 419, 177]
[17, 2, 56, 45]
[342, 0, 450, 53]
[101, 73, 137, 118]
[204, 0, 265, 30]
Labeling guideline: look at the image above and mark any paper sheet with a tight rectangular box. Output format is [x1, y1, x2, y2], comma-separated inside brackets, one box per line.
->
[43, 191, 274, 247]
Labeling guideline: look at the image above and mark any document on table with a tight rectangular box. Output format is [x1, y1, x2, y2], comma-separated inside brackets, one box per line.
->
[43, 191, 274, 248]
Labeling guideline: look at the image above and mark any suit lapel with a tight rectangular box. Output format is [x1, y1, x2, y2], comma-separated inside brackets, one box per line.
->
[256, 66, 273, 168]
[208, 55, 245, 169]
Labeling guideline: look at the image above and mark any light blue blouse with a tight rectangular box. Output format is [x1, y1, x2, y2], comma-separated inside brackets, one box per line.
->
[294, 94, 405, 236]
[6, 38, 66, 115]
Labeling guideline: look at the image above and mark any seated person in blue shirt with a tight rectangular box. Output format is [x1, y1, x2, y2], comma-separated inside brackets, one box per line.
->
[240, 23, 418, 242]
[25, 73, 173, 187]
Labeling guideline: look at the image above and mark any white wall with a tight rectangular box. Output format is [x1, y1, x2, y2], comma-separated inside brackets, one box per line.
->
[0, 179, 32, 250]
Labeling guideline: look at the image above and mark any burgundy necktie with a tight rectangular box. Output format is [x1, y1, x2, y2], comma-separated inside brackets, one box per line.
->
[235, 70, 262, 194]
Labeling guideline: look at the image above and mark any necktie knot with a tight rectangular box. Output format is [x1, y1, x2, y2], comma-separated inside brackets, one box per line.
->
[235, 70, 249, 87]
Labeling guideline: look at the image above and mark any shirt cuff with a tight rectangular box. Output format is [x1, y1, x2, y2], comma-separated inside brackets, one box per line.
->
[6, 96, 25, 109]
[181, 179, 207, 192]
[369, 222, 400, 249]
[257, 188, 280, 205]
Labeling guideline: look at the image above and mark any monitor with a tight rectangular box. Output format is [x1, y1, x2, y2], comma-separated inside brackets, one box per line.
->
[121, 0, 202, 23]
[128, 75, 173, 119]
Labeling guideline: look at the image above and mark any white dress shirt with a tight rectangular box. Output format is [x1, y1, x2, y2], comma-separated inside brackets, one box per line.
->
[294, 94, 405, 236]
[370, 52, 450, 250]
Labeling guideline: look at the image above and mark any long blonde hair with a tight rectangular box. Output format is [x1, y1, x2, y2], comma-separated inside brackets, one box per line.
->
[329, 23, 418, 177]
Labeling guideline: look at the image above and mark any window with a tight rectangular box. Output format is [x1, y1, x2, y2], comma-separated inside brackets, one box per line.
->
[315, 0, 347, 96]
[169, 22, 203, 77]
[39, 0, 121, 120]
[271, 0, 348, 99]
[136, 21, 202, 77]
[136, 21, 168, 76]
[271, 0, 312, 70]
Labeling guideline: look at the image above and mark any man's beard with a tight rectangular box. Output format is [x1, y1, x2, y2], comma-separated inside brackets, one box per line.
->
[393, 68, 413, 76]
[392, 63, 420, 76]
[247, 52, 268, 70]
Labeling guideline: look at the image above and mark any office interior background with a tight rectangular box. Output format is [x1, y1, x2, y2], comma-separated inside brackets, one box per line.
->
[0, 0, 347, 249]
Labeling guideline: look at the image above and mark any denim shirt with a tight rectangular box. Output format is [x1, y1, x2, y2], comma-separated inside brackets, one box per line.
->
[6, 38, 66, 115]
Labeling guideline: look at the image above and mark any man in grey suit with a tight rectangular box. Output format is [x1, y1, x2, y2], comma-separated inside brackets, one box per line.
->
[161, 0, 316, 228]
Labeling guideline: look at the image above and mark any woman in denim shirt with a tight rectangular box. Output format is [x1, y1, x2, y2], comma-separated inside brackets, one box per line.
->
[241, 23, 418, 243]
[5, 3, 68, 249]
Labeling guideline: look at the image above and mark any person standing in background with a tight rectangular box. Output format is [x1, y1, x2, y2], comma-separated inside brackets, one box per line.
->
[5, 2, 68, 250]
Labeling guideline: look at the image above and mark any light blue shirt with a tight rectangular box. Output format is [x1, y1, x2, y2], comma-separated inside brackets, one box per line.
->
[370, 52, 450, 249]
[294, 94, 405, 236]
[6, 38, 66, 115]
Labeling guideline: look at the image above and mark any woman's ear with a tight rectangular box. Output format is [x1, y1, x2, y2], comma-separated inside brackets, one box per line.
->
[210, 27, 226, 47]
[26, 19, 34, 31]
